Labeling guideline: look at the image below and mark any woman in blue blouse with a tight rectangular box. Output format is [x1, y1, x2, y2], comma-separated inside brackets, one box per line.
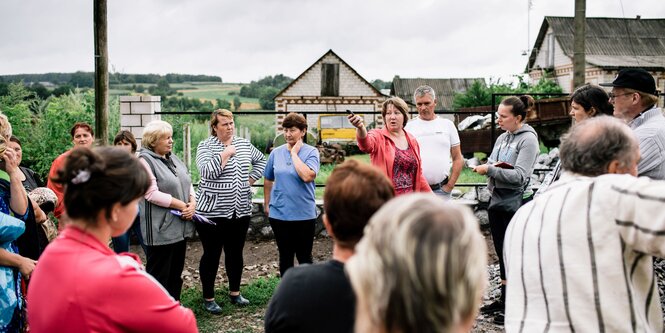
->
[264, 113, 320, 277]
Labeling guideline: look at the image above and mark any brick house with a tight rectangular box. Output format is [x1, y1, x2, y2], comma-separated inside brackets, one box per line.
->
[527, 16, 665, 105]
[273, 50, 387, 135]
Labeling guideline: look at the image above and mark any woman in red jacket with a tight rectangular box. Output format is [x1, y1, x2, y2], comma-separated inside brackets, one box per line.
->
[348, 97, 431, 195]
[28, 147, 197, 333]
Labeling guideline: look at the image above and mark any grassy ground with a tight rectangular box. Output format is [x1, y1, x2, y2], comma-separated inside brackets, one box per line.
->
[180, 276, 280, 333]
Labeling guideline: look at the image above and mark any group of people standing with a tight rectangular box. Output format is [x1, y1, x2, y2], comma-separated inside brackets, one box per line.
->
[3, 68, 665, 332]
[22, 107, 325, 331]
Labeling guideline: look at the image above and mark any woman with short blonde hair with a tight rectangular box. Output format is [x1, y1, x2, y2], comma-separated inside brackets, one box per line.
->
[138, 120, 196, 301]
[346, 194, 487, 333]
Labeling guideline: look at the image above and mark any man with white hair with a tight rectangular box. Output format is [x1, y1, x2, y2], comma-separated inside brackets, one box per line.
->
[404, 85, 463, 198]
[504, 116, 665, 332]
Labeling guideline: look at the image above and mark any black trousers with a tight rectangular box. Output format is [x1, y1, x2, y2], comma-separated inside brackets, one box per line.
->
[196, 216, 250, 299]
[269, 218, 315, 277]
[488, 207, 517, 282]
[146, 240, 187, 301]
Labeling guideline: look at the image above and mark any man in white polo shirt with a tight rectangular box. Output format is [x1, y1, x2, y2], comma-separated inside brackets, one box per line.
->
[404, 85, 463, 198]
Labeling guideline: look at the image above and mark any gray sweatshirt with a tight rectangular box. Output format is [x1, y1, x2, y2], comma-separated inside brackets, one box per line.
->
[486, 124, 539, 191]
[139, 148, 195, 246]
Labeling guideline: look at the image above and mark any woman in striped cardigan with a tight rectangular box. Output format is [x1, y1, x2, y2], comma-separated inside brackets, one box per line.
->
[195, 109, 266, 314]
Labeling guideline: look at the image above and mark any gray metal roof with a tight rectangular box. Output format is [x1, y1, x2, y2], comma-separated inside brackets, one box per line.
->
[390, 77, 485, 110]
[528, 16, 665, 71]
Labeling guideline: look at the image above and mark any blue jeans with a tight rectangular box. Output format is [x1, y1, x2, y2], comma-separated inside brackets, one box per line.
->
[431, 187, 452, 200]
[111, 215, 147, 255]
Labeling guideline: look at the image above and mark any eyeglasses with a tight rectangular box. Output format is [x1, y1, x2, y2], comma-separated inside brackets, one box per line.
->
[608, 92, 634, 99]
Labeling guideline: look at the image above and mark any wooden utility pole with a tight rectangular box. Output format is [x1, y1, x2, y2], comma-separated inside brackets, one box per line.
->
[573, 0, 586, 88]
[94, 0, 109, 144]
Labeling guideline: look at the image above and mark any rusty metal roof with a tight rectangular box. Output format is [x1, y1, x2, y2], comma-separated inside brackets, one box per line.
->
[390, 77, 485, 110]
[528, 16, 665, 71]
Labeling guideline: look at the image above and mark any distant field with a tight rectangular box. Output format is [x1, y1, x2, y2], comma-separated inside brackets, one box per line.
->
[177, 83, 260, 109]
[108, 82, 262, 109]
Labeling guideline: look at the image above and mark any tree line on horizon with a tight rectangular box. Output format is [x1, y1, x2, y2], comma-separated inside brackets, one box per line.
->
[0, 71, 222, 88]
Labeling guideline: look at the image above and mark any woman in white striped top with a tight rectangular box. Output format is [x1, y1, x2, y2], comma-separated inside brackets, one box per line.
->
[195, 109, 266, 314]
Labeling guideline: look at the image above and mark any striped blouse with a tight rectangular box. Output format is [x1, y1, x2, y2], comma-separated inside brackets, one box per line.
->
[195, 136, 266, 219]
[505, 173, 665, 332]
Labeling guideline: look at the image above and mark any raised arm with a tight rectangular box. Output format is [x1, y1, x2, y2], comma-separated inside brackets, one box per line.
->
[4, 148, 28, 217]
[290, 141, 317, 183]
[196, 139, 226, 180]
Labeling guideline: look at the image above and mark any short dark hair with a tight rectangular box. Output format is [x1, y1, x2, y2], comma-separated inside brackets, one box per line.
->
[570, 84, 613, 117]
[51, 147, 149, 222]
[559, 116, 637, 176]
[70, 122, 93, 139]
[323, 160, 394, 248]
[9, 136, 21, 145]
[113, 130, 137, 153]
[282, 112, 308, 131]
[501, 95, 535, 122]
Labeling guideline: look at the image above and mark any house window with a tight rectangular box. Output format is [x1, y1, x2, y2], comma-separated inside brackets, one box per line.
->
[321, 63, 339, 96]
[546, 33, 555, 68]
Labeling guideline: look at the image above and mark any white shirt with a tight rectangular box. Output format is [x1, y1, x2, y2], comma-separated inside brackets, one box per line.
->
[504, 172, 665, 332]
[404, 117, 460, 185]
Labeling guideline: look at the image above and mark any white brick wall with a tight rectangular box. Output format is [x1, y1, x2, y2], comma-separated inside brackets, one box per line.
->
[119, 96, 162, 148]
[282, 53, 378, 97]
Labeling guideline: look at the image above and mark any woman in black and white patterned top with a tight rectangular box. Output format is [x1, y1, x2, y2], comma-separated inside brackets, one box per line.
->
[195, 109, 266, 313]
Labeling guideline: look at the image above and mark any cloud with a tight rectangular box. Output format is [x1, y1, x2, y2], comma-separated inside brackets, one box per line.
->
[1, 0, 663, 83]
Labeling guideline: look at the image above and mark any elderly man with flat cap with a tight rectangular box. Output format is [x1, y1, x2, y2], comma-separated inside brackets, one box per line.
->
[601, 68, 665, 179]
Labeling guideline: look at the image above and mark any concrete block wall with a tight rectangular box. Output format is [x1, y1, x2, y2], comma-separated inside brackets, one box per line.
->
[119, 96, 161, 148]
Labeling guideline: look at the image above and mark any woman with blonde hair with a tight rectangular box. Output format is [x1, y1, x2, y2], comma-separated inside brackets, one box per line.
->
[346, 194, 487, 333]
[138, 120, 196, 301]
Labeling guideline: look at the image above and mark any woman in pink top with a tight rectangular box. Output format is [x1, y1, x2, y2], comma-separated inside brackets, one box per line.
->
[348, 97, 431, 194]
[27, 147, 197, 333]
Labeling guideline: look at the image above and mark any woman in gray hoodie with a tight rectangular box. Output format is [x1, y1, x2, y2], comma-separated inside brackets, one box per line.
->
[472, 95, 539, 325]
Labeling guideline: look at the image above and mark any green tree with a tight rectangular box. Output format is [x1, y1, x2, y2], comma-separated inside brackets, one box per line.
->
[239, 74, 293, 98]
[29, 83, 50, 99]
[453, 77, 563, 108]
[233, 96, 241, 111]
[52, 85, 74, 97]
[69, 71, 94, 88]
[216, 98, 231, 110]
[148, 79, 177, 97]
[371, 79, 391, 90]
[258, 86, 279, 110]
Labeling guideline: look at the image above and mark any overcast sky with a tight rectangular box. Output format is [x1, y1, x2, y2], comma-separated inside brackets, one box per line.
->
[1, 0, 664, 83]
